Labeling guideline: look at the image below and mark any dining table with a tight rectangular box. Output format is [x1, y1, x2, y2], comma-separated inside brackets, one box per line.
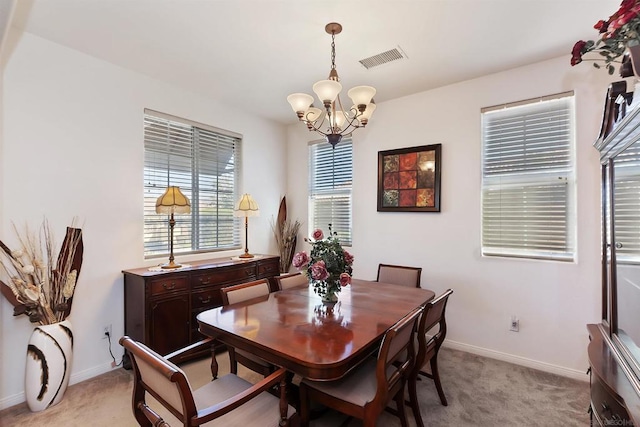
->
[196, 279, 435, 381]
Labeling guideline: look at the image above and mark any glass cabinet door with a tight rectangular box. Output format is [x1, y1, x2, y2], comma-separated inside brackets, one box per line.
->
[612, 139, 640, 372]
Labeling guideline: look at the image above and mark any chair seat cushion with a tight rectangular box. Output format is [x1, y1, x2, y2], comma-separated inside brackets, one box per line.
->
[194, 374, 295, 426]
[236, 348, 272, 367]
[301, 359, 394, 407]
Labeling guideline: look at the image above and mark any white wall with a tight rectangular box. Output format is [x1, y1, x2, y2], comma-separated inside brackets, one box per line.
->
[0, 33, 287, 408]
[287, 56, 618, 378]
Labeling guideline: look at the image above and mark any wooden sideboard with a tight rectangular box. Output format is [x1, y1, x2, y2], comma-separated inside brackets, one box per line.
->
[122, 255, 279, 365]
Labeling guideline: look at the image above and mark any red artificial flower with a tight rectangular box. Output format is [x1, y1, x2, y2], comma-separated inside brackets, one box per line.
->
[312, 229, 324, 241]
[571, 40, 587, 66]
[594, 20, 609, 33]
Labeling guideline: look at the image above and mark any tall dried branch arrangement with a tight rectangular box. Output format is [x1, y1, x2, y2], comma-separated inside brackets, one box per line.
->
[0, 220, 83, 325]
[271, 196, 302, 273]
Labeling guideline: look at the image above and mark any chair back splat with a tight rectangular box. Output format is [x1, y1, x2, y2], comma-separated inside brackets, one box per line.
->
[274, 272, 309, 291]
[408, 288, 454, 427]
[377, 264, 422, 288]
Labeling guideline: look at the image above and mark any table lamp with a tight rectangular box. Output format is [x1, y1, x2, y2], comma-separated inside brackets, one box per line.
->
[234, 193, 259, 258]
[156, 186, 191, 269]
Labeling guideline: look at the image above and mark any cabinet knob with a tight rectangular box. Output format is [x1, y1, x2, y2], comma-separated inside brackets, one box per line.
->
[615, 242, 623, 249]
[199, 296, 211, 304]
[163, 283, 176, 290]
[200, 277, 211, 285]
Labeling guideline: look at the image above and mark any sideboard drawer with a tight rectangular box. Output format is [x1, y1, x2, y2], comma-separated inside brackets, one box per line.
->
[149, 276, 189, 296]
[592, 376, 630, 424]
[192, 266, 255, 288]
[257, 260, 279, 277]
[191, 288, 222, 310]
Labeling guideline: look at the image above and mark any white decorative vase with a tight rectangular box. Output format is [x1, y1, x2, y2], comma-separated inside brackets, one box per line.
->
[25, 319, 73, 412]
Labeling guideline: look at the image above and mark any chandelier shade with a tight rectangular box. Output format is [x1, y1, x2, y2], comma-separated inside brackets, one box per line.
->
[312, 80, 342, 104]
[287, 22, 376, 148]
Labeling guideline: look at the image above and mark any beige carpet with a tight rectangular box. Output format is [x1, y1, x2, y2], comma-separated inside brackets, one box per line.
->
[0, 348, 590, 426]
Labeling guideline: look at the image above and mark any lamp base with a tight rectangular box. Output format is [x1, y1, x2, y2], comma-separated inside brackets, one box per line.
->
[160, 261, 182, 269]
[238, 253, 255, 259]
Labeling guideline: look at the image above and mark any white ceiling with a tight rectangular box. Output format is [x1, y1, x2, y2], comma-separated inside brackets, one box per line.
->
[7, 0, 620, 124]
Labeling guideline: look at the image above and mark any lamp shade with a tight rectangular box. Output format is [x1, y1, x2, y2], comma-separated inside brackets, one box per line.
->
[313, 80, 342, 103]
[156, 186, 191, 214]
[347, 86, 376, 106]
[358, 102, 376, 123]
[234, 194, 260, 217]
[287, 93, 314, 114]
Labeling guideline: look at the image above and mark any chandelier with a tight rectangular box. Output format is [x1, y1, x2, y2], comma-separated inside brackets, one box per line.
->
[287, 22, 376, 148]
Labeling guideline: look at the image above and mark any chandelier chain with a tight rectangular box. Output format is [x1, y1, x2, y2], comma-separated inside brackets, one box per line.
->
[330, 32, 336, 72]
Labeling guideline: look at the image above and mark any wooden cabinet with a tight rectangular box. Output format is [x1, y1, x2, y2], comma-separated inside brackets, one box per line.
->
[123, 255, 279, 364]
[590, 80, 640, 426]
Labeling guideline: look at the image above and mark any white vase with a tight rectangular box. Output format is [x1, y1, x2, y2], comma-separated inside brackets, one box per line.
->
[25, 319, 73, 412]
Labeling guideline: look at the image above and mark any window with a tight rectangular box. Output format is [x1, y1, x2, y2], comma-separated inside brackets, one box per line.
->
[143, 110, 241, 257]
[481, 93, 575, 261]
[309, 139, 353, 245]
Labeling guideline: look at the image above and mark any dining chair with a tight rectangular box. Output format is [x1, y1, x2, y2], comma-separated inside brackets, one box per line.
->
[299, 306, 423, 427]
[377, 264, 422, 288]
[408, 288, 454, 427]
[274, 272, 309, 290]
[220, 279, 276, 377]
[120, 336, 298, 426]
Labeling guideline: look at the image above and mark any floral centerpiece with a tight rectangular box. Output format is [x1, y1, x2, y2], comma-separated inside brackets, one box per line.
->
[292, 225, 353, 302]
[0, 220, 83, 325]
[571, 0, 640, 75]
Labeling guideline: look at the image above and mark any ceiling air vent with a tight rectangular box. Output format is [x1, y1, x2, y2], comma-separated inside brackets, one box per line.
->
[358, 47, 407, 70]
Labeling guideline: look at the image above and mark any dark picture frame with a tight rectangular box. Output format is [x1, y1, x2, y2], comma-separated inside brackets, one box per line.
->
[377, 144, 441, 212]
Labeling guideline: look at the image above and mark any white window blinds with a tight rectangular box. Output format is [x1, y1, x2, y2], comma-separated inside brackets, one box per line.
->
[614, 139, 640, 262]
[143, 110, 241, 257]
[481, 94, 575, 261]
[309, 139, 353, 246]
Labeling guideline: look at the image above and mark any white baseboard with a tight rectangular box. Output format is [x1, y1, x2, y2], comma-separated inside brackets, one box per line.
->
[443, 340, 589, 382]
[0, 361, 115, 411]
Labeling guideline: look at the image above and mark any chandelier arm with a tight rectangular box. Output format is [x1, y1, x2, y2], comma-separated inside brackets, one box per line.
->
[303, 117, 330, 137]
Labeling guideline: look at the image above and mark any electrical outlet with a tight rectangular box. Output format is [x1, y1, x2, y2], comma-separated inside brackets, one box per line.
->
[103, 324, 112, 339]
[510, 316, 519, 332]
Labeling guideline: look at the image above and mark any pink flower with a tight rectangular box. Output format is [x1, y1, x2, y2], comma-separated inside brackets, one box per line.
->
[339, 273, 351, 287]
[292, 251, 310, 269]
[343, 250, 354, 265]
[310, 260, 329, 280]
[312, 229, 324, 241]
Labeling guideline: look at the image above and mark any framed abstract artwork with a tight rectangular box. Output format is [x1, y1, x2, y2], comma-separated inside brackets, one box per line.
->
[377, 144, 441, 212]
